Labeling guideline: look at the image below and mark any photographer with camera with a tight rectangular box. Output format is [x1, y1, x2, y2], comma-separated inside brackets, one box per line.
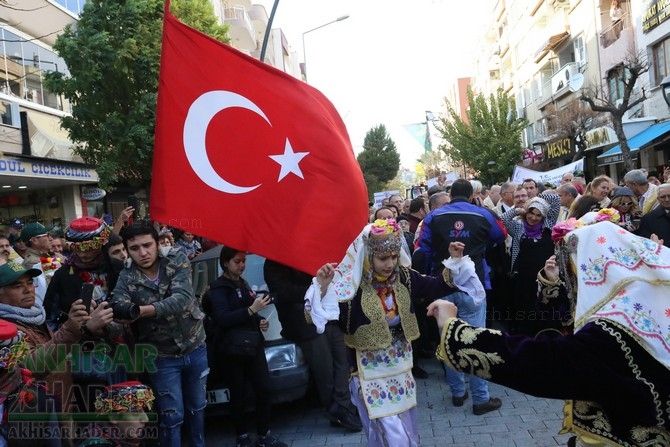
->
[202, 246, 287, 447]
[109, 223, 207, 447]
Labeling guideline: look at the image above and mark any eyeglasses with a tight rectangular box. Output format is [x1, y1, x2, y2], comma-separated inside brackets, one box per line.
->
[619, 201, 634, 206]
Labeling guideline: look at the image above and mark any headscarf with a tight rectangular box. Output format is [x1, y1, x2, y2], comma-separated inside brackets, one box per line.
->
[305, 219, 411, 333]
[553, 211, 670, 369]
[329, 219, 411, 301]
[524, 197, 550, 238]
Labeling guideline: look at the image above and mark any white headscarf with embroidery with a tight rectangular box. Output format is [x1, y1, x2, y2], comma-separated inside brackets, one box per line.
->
[556, 215, 670, 369]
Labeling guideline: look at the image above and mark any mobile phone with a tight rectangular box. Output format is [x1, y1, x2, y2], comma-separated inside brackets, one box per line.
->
[127, 195, 139, 219]
[79, 283, 94, 313]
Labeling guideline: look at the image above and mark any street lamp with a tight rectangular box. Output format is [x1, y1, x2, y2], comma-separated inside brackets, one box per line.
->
[661, 76, 670, 108]
[302, 14, 349, 83]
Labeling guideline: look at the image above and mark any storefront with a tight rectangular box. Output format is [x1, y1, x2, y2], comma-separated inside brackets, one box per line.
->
[597, 120, 670, 181]
[0, 154, 98, 232]
[583, 125, 618, 180]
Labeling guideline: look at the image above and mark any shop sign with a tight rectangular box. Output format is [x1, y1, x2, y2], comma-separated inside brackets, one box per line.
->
[585, 126, 617, 151]
[0, 156, 98, 182]
[599, 151, 639, 165]
[642, 0, 670, 33]
[542, 138, 574, 161]
[81, 187, 106, 201]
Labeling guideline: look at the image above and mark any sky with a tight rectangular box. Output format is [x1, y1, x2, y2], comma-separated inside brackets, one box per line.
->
[255, 0, 490, 170]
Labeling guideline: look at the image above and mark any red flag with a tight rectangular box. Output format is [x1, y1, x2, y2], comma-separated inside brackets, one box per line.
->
[152, 6, 368, 275]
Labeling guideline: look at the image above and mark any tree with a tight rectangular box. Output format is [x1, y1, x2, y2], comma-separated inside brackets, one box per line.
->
[357, 124, 401, 199]
[543, 100, 601, 162]
[580, 52, 649, 172]
[434, 87, 527, 186]
[44, 0, 229, 189]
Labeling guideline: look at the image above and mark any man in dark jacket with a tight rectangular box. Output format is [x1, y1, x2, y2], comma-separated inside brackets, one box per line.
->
[263, 259, 361, 432]
[637, 183, 670, 247]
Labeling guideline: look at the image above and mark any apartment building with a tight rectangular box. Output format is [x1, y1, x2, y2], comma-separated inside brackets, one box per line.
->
[0, 0, 93, 227]
[473, 0, 670, 182]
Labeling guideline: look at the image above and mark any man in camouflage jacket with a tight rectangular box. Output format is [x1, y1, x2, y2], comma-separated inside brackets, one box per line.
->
[110, 223, 207, 447]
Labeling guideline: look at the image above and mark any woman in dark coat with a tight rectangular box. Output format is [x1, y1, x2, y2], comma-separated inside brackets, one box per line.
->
[202, 247, 286, 447]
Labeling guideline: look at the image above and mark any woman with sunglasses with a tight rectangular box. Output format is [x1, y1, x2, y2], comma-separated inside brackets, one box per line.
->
[608, 186, 641, 232]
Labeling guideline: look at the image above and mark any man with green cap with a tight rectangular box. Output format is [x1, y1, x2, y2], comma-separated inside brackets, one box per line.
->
[20, 223, 52, 270]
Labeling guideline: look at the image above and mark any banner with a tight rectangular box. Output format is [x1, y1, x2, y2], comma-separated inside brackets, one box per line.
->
[511, 159, 584, 187]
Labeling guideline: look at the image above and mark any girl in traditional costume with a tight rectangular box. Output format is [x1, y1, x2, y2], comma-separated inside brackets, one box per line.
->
[308, 219, 476, 446]
[429, 211, 670, 447]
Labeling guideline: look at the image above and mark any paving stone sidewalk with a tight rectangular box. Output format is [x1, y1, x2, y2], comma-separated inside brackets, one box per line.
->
[205, 358, 573, 446]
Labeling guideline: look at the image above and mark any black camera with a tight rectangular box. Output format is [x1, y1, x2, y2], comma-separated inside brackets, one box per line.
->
[111, 302, 140, 320]
[255, 291, 277, 303]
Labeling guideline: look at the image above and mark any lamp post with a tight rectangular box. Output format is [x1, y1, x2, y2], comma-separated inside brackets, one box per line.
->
[302, 14, 349, 83]
[661, 76, 670, 108]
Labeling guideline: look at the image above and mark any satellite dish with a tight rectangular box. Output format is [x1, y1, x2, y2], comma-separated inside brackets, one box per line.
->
[569, 73, 585, 92]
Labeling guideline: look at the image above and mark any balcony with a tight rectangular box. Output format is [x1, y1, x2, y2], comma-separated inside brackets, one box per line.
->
[551, 62, 579, 96]
[224, 6, 256, 51]
[248, 4, 268, 44]
[599, 16, 635, 72]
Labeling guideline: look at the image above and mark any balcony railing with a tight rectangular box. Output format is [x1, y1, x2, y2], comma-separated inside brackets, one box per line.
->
[600, 13, 631, 48]
[224, 6, 255, 34]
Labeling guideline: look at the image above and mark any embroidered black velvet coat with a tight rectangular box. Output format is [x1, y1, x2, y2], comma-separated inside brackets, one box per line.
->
[438, 318, 670, 446]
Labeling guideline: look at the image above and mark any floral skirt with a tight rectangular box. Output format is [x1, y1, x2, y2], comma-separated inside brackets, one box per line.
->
[350, 335, 418, 447]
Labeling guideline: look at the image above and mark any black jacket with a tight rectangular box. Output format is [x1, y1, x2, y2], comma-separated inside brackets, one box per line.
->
[638, 205, 670, 248]
[263, 259, 316, 342]
[202, 275, 262, 334]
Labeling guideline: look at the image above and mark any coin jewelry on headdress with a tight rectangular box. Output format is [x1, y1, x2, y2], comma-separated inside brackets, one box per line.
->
[367, 219, 404, 257]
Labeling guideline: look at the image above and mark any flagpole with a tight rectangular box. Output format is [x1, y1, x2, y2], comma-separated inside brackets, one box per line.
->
[259, 0, 280, 63]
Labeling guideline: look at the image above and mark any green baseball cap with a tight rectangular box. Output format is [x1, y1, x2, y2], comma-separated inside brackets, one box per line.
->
[0, 262, 41, 288]
[20, 222, 47, 244]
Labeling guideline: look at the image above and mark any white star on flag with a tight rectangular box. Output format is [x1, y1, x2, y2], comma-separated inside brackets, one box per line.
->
[269, 139, 309, 181]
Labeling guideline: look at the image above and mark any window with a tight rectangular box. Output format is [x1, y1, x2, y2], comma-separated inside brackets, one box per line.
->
[574, 35, 586, 67]
[0, 28, 66, 111]
[607, 66, 627, 102]
[652, 37, 670, 85]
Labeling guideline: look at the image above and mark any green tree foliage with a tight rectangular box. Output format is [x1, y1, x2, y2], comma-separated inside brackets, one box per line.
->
[43, 0, 229, 189]
[357, 124, 401, 199]
[435, 87, 527, 186]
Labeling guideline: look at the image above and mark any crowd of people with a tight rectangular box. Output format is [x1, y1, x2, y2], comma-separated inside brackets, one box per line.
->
[0, 165, 669, 447]
[359, 167, 670, 446]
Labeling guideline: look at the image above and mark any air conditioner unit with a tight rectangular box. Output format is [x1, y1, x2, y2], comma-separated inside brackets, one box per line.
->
[553, 0, 569, 7]
[489, 70, 501, 80]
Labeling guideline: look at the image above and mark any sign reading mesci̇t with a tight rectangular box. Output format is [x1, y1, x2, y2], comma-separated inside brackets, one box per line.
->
[0, 156, 98, 182]
[643, 0, 670, 33]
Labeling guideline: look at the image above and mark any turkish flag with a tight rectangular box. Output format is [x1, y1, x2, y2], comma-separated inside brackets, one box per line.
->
[152, 5, 368, 275]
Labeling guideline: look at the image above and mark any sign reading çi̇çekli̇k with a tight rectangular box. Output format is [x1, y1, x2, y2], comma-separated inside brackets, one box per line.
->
[0, 156, 98, 182]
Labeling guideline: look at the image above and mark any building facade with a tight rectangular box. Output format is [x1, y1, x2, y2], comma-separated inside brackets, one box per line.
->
[470, 0, 670, 183]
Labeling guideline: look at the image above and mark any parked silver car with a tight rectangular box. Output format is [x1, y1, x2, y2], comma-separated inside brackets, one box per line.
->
[190, 246, 310, 410]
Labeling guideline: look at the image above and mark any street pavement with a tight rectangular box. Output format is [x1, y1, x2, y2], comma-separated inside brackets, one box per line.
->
[205, 357, 573, 447]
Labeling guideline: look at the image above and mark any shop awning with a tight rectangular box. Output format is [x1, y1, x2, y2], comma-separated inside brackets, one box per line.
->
[597, 120, 670, 162]
[534, 31, 570, 62]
